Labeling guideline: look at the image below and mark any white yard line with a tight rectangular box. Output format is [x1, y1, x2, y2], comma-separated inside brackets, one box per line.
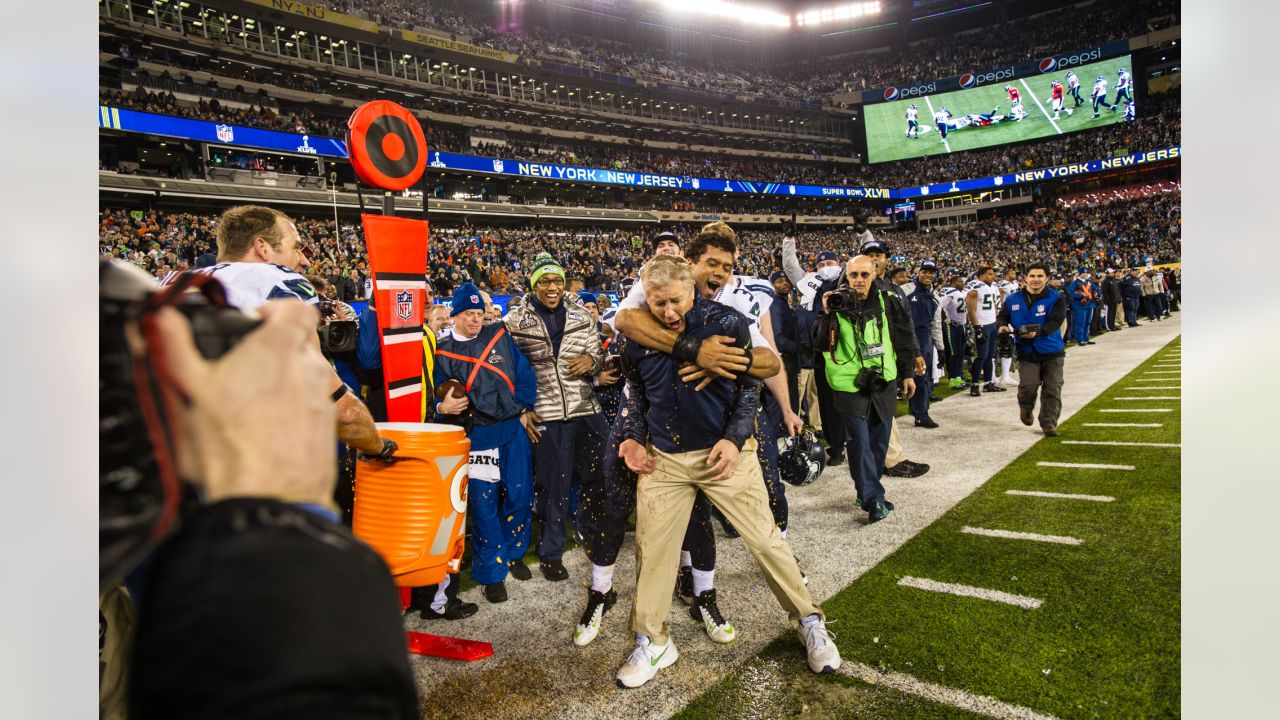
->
[923, 94, 952, 153]
[1132, 378, 1179, 383]
[1142, 371, 1181, 375]
[899, 576, 1044, 609]
[838, 662, 1062, 720]
[1083, 423, 1163, 427]
[1100, 408, 1172, 413]
[1037, 461, 1135, 470]
[1006, 489, 1115, 502]
[962, 526, 1083, 545]
[1115, 396, 1180, 400]
[1126, 386, 1180, 390]
[1061, 440, 1180, 448]
[1019, 78, 1063, 133]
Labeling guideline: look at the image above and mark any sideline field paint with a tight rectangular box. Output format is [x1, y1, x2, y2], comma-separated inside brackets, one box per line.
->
[1126, 386, 1180, 390]
[1132, 378, 1179, 383]
[1037, 461, 1135, 470]
[1142, 371, 1180, 375]
[898, 576, 1043, 609]
[1115, 396, 1180, 400]
[1100, 408, 1172, 413]
[1083, 422, 1162, 427]
[1062, 440, 1180, 448]
[837, 663, 1062, 720]
[1006, 489, 1115, 502]
[962, 526, 1083, 545]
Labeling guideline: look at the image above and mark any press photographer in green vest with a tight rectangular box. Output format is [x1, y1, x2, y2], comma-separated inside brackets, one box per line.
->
[816, 256, 920, 524]
[997, 263, 1068, 437]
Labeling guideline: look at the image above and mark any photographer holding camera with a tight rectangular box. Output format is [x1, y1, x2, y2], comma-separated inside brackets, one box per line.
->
[816, 256, 920, 524]
[101, 260, 417, 719]
[998, 263, 1069, 436]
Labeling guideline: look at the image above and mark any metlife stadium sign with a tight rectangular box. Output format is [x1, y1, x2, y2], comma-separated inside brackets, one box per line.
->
[863, 40, 1131, 105]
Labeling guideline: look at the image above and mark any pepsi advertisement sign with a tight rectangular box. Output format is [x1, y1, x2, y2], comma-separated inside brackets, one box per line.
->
[862, 40, 1130, 105]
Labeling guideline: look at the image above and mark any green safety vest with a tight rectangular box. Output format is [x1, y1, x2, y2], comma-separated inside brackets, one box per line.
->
[824, 292, 898, 392]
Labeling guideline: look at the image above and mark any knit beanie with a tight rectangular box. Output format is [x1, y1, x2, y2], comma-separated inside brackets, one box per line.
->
[529, 252, 565, 289]
[450, 282, 485, 317]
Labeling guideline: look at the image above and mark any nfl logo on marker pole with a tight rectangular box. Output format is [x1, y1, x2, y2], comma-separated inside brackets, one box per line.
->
[396, 290, 414, 323]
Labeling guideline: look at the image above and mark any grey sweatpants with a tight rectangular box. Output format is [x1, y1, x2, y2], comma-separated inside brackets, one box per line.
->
[1017, 355, 1064, 429]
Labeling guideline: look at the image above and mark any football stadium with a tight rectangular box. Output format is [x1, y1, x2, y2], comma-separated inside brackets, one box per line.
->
[94, 0, 1187, 717]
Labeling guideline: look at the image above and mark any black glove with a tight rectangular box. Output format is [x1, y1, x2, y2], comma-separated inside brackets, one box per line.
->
[783, 211, 798, 238]
[359, 437, 398, 462]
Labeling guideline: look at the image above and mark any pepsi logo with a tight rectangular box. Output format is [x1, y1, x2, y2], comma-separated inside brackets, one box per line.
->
[1039, 57, 1057, 73]
[959, 74, 975, 89]
[884, 87, 899, 102]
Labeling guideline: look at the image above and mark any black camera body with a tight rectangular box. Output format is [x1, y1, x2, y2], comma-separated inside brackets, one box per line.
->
[825, 287, 860, 312]
[854, 366, 890, 393]
[316, 298, 358, 355]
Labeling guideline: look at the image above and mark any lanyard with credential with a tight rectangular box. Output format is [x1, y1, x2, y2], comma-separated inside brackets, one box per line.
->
[437, 328, 515, 394]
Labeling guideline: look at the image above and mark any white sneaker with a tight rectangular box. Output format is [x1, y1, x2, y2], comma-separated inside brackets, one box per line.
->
[573, 587, 616, 647]
[689, 589, 736, 644]
[798, 618, 841, 674]
[616, 638, 678, 688]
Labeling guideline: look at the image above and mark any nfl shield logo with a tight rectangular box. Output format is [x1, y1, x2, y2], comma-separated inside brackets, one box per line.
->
[396, 290, 413, 322]
[215, 124, 234, 143]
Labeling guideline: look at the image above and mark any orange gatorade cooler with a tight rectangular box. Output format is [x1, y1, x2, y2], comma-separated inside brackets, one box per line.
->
[354, 422, 470, 587]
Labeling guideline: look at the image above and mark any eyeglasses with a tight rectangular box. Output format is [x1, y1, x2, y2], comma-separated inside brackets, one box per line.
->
[847, 272, 874, 279]
[535, 276, 565, 288]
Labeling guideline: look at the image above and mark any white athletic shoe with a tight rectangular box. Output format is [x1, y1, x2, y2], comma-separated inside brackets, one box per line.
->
[690, 589, 736, 644]
[573, 587, 617, 647]
[798, 618, 842, 674]
[616, 638, 679, 688]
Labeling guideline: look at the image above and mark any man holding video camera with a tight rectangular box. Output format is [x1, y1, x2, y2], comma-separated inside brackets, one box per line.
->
[997, 263, 1068, 436]
[817, 255, 920, 524]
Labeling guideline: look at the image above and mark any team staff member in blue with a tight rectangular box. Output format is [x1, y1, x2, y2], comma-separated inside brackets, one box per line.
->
[904, 260, 943, 428]
[1067, 269, 1097, 345]
[998, 264, 1068, 437]
[613, 255, 839, 688]
[1119, 268, 1143, 327]
[434, 283, 539, 603]
[818, 256, 920, 523]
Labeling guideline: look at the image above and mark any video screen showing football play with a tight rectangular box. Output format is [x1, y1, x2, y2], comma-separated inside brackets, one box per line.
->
[865, 55, 1135, 163]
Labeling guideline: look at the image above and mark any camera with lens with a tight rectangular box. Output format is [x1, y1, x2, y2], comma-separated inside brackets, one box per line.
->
[101, 260, 261, 590]
[825, 287, 860, 313]
[854, 366, 890, 393]
[316, 297, 358, 355]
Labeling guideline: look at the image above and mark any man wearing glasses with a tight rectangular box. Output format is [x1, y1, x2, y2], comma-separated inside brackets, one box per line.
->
[505, 253, 608, 581]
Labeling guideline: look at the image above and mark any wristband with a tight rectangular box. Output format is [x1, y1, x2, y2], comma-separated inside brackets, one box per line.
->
[672, 332, 701, 364]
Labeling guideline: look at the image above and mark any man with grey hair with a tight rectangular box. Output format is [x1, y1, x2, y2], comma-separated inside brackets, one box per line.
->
[613, 255, 839, 689]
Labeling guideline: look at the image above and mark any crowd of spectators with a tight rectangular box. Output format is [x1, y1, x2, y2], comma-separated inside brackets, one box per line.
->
[100, 187, 1180, 303]
[308, 0, 1177, 102]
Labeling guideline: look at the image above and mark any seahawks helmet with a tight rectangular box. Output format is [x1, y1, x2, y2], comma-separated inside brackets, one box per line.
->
[618, 277, 635, 297]
[909, 103, 917, 109]
[779, 431, 826, 487]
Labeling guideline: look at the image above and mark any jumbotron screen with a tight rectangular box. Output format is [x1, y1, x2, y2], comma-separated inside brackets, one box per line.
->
[864, 55, 1134, 164]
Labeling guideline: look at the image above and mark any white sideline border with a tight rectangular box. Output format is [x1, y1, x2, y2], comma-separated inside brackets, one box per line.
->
[1006, 489, 1115, 502]
[1100, 408, 1172, 413]
[1037, 461, 1135, 470]
[1062, 440, 1180, 448]
[1115, 396, 1180, 400]
[898, 576, 1043, 609]
[962, 526, 1083, 545]
[1126, 386, 1180, 390]
[1083, 422, 1162, 427]
[838, 662, 1061, 720]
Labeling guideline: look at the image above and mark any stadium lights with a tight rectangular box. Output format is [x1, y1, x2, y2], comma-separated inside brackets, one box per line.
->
[651, 0, 791, 28]
[795, 1, 882, 27]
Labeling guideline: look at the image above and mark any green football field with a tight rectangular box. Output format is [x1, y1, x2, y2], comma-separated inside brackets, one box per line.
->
[865, 56, 1132, 164]
[677, 337, 1181, 719]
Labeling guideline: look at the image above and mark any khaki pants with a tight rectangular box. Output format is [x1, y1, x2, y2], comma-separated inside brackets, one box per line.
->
[100, 586, 135, 720]
[885, 416, 904, 468]
[630, 439, 822, 645]
[798, 368, 822, 432]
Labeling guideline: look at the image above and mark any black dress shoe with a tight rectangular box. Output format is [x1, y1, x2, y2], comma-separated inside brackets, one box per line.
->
[827, 449, 845, 466]
[970, 385, 982, 397]
[422, 597, 479, 621]
[914, 417, 940, 429]
[540, 559, 569, 581]
[484, 582, 508, 603]
[508, 559, 532, 581]
[885, 460, 930, 478]
[983, 383, 1007, 393]
[1020, 407, 1034, 426]
[929, 395, 943, 402]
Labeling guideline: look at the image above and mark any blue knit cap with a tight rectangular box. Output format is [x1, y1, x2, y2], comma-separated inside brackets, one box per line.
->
[450, 282, 485, 317]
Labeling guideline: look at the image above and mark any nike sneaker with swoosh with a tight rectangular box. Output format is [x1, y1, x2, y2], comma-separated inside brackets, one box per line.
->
[616, 638, 679, 688]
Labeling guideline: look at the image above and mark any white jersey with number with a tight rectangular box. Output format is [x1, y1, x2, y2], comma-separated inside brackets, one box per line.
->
[996, 280, 1018, 308]
[619, 273, 773, 350]
[164, 262, 319, 312]
[966, 280, 999, 325]
[940, 287, 969, 325]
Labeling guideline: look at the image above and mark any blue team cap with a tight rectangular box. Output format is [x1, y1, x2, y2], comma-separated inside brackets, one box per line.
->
[919, 259, 938, 272]
[577, 290, 598, 305]
[816, 250, 839, 263]
[769, 271, 787, 282]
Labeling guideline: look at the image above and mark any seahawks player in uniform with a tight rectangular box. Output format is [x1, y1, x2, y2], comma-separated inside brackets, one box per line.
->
[905, 103, 920, 139]
[1065, 70, 1084, 107]
[994, 269, 1020, 388]
[964, 266, 1005, 396]
[1115, 68, 1132, 106]
[1091, 76, 1114, 117]
[939, 271, 970, 390]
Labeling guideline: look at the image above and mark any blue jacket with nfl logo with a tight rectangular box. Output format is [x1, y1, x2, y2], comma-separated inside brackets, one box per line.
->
[434, 324, 537, 452]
